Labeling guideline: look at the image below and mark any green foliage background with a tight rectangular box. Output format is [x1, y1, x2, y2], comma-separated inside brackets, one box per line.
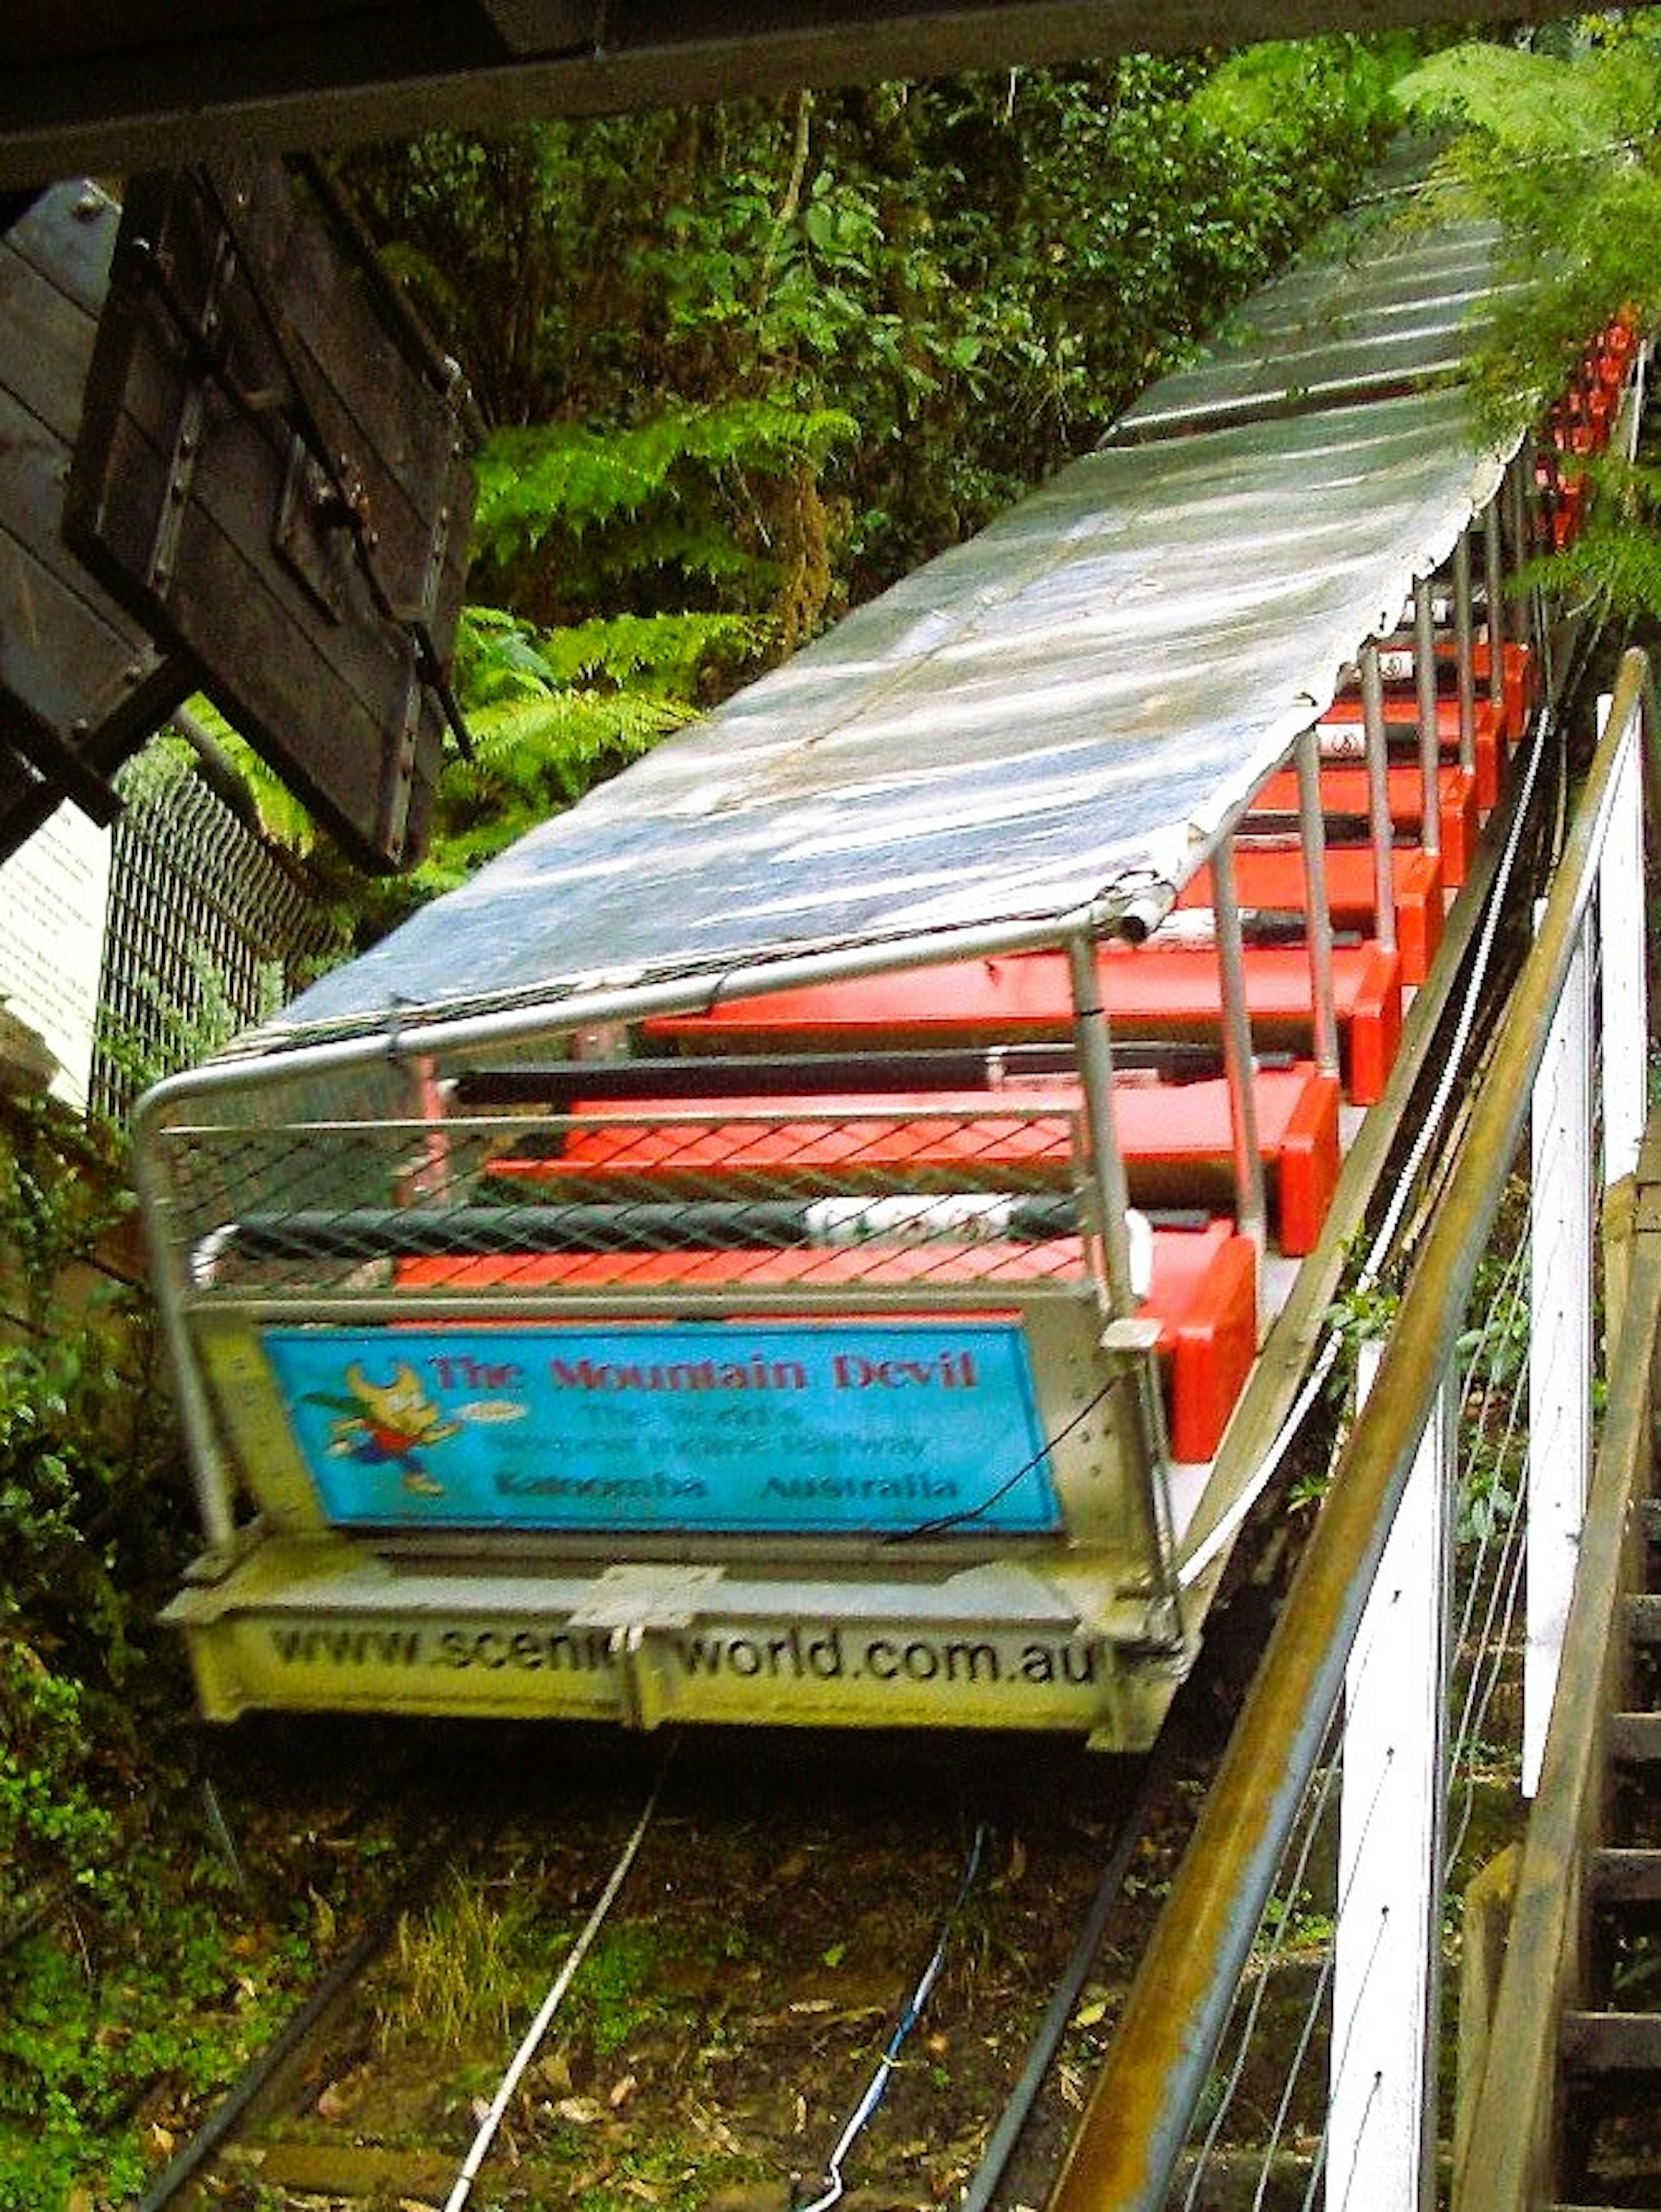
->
[1397, 12, 1661, 629]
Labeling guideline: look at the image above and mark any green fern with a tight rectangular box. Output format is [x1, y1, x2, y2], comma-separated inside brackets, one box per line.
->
[471, 398, 857, 580]
[1395, 29, 1661, 414]
[1396, 41, 1650, 160]
[1394, 26, 1661, 625]
[457, 604, 760, 703]
[400, 687, 691, 895]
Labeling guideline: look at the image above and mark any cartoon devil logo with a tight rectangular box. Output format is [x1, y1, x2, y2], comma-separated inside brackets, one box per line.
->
[309, 1360, 460, 1497]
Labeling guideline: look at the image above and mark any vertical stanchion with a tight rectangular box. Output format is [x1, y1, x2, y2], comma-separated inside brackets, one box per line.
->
[1414, 579, 1443, 862]
[1484, 500, 1505, 715]
[1596, 692, 1647, 1187]
[1525, 920, 1592, 1797]
[1361, 641, 1398, 957]
[1329, 1346, 1451, 2212]
[1210, 834, 1267, 1269]
[1454, 532, 1478, 777]
[1296, 726, 1342, 1080]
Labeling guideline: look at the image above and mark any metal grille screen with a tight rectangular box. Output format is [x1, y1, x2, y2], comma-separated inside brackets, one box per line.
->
[91, 744, 340, 1122]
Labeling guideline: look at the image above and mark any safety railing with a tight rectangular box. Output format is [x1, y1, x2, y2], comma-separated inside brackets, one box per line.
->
[1044, 646, 1653, 2212]
[148, 1098, 1112, 1307]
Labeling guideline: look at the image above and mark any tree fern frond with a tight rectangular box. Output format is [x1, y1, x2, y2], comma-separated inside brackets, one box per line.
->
[1396, 44, 1643, 159]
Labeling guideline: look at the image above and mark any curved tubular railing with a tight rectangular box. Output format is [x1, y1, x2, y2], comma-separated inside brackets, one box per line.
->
[1045, 646, 1653, 2212]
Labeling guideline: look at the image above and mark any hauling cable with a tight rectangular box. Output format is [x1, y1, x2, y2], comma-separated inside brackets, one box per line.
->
[441, 1738, 677, 2212]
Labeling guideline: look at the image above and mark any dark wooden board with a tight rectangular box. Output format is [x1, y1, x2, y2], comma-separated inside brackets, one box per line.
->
[0, 180, 190, 859]
[64, 157, 475, 870]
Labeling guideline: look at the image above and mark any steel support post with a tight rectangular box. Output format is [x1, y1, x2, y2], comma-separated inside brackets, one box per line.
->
[1068, 929, 1182, 1643]
[1414, 577, 1442, 861]
[1360, 640, 1398, 956]
[1596, 691, 1648, 1187]
[1484, 498, 1505, 713]
[1208, 835, 1267, 1266]
[1454, 530, 1477, 776]
[129, 1122, 240, 1551]
[1067, 929, 1138, 1316]
[1295, 726, 1342, 1079]
[1525, 915, 1592, 1797]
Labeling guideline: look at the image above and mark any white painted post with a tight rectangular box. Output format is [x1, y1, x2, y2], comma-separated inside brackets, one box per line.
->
[1525, 921, 1592, 1797]
[1596, 691, 1647, 1188]
[1328, 1346, 1451, 2212]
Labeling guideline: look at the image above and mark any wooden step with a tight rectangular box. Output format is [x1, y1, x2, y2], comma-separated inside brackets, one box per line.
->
[1607, 1714, 1661, 1766]
[1589, 1848, 1661, 1906]
[1560, 2010, 1661, 2074]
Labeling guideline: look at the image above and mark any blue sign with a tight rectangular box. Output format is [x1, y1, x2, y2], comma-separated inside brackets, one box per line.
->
[259, 1320, 1060, 1535]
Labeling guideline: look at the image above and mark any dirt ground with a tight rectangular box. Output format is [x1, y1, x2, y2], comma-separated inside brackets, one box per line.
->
[192, 1718, 1193, 2212]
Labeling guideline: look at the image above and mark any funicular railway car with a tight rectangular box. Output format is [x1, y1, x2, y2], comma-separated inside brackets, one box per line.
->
[136, 184, 1635, 1747]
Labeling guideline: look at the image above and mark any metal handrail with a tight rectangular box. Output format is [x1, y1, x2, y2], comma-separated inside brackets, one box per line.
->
[1045, 647, 1651, 2212]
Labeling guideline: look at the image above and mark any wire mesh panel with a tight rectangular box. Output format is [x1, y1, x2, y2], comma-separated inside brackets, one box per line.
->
[157, 1098, 1111, 1306]
[92, 743, 341, 1121]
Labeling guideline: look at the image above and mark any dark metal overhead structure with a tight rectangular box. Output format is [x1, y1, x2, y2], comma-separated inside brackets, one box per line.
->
[3, 0, 1571, 192]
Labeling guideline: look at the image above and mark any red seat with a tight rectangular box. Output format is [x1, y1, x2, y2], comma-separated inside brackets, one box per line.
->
[1251, 762, 1479, 887]
[1371, 641, 1535, 741]
[1317, 694, 1506, 811]
[648, 943, 1401, 1105]
[487, 1063, 1340, 1258]
[1180, 846, 1444, 986]
[1145, 1219, 1258, 1462]
[1474, 641, 1535, 738]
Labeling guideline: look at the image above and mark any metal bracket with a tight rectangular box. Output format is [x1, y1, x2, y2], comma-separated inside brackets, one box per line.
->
[273, 432, 353, 623]
[140, 213, 240, 596]
[382, 487, 456, 862]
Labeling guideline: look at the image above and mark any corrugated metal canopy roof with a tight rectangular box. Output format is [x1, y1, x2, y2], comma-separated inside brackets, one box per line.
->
[258, 198, 1514, 1052]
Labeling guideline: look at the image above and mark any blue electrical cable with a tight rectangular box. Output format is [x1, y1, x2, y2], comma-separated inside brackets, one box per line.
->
[795, 1822, 988, 2212]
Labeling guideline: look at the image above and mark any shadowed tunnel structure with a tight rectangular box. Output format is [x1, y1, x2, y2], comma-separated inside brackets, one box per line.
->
[3, 0, 1576, 192]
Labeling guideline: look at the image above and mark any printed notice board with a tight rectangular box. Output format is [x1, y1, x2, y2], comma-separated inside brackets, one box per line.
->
[259, 1320, 1061, 1535]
